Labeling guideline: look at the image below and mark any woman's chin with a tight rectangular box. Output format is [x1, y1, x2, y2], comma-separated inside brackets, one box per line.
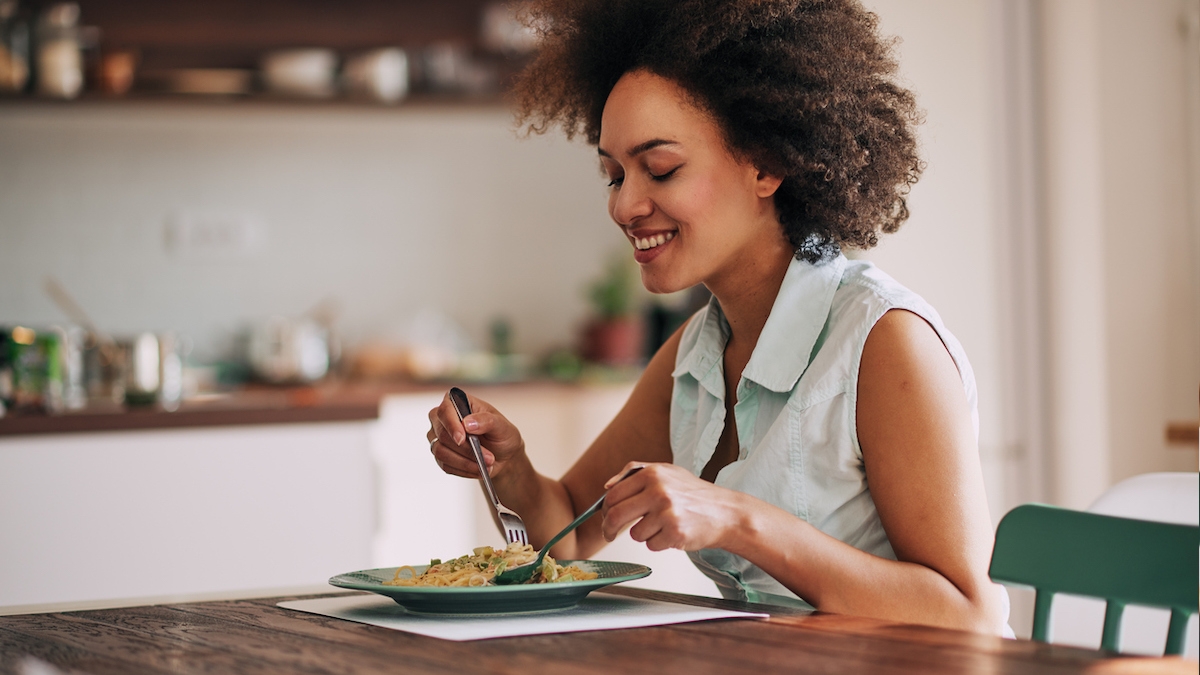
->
[639, 270, 694, 296]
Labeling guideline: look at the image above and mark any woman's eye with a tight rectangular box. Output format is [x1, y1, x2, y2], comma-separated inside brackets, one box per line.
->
[649, 167, 680, 182]
[607, 176, 624, 188]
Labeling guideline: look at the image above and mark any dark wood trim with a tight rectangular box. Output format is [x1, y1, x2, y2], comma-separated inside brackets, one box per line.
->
[0, 402, 380, 437]
[0, 379, 632, 437]
[1166, 421, 1199, 446]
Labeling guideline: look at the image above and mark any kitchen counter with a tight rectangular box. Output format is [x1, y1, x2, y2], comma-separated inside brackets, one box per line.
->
[0, 378, 634, 437]
[0, 387, 379, 437]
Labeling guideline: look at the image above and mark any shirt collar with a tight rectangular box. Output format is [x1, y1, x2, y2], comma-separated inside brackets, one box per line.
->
[672, 253, 846, 395]
[744, 253, 846, 392]
[672, 295, 729, 398]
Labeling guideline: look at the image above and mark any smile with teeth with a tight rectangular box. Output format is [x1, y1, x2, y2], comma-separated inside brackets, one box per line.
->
[633, 232, 676, 250]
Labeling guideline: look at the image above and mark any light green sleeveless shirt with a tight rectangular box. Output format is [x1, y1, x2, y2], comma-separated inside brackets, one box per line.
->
[673, 253, 982, 609]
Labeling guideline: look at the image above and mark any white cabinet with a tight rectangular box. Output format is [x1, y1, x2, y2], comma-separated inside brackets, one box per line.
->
[0, 422, 376, 609]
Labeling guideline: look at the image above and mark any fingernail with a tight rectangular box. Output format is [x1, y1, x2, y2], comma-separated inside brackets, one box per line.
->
[464, 418, 480, 432]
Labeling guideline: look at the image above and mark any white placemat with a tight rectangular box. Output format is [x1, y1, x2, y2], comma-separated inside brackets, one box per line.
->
[278, 592, 768, 641]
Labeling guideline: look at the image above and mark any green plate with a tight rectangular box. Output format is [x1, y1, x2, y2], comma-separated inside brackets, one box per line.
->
[328, 560, 651, 615]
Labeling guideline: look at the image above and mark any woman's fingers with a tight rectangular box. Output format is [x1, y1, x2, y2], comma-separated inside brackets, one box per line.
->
[601, 464, 658, 541]
[432, 442, 484, 478]
[601, 463, 733, 551]
[426, 392, 524, 480]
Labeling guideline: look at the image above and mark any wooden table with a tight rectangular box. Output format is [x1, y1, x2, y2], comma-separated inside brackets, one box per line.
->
[0, 587, 1192, 674]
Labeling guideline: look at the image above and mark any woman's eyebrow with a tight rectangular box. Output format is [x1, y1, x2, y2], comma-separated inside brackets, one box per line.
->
[597, 139, 679, 159]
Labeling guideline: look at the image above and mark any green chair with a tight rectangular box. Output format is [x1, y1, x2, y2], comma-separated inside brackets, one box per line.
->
[989, 503, 1199, 655]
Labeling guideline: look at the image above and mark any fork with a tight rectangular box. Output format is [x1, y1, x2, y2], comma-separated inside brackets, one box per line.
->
[449, 387, 529, 547]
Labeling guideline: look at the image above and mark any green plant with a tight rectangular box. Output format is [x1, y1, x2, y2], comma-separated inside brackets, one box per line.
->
[587, 255, 639, 319]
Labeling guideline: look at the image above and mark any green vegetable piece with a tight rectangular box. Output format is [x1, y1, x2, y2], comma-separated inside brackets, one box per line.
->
[429, 558, 442, 566]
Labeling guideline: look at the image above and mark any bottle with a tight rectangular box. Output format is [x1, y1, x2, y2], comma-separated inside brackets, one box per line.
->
[0, 0, 30, 94]
[36, 2, 82, 99]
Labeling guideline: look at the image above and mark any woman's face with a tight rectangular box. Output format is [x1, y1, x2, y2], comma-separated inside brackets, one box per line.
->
[598, 70, 787, 296]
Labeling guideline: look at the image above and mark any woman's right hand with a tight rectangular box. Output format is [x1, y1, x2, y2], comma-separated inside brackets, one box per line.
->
[426, 391, 526, 479]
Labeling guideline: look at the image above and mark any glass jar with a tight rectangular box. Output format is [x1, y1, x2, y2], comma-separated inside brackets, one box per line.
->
[0, 0, 30, 94]
[36, 2, 81, 99]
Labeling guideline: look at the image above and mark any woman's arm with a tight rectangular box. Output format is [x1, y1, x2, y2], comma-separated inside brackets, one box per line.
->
[427, 325, 681, 559]
[601, 309, 1008, 634]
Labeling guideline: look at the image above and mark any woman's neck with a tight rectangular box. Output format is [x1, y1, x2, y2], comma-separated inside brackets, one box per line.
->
[707, 242, 794, 354]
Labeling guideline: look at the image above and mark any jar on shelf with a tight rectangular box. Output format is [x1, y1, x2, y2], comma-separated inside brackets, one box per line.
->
[36, 2, 82, 99]
[0, 0, 30, 94]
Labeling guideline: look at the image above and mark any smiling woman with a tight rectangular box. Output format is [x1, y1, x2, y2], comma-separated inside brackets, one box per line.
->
[425, 0, 1011, 636]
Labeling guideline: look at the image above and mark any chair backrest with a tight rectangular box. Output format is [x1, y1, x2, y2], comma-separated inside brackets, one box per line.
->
[989, 503, 1199, 655]
[1050, 472, 1200, 657]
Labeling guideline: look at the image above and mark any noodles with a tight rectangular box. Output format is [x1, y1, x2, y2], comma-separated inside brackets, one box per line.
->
[383, 543, 598, 587]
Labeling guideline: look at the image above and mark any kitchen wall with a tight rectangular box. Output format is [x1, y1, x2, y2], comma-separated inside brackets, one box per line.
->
[0, 102, 619, 362]
[857, 0, 1014, 518]
[1095, 0, 1200, 487]
[1034, 0, 1200, 508]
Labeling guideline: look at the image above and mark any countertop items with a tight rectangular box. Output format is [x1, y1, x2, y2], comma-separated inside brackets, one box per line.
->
[0, 0, 529, 105]
[1, 586, 1188, 674]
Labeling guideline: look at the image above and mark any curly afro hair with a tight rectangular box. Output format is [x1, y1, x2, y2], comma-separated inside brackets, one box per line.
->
[510, 0, 924, 262]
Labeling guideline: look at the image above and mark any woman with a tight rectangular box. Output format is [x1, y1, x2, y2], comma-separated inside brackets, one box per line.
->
[428, 0, 1010, 634]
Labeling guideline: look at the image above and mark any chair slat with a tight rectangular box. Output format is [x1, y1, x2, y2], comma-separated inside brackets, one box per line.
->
[1100, 600, 1125, 652]
[1032, 589, 1055, 643]
[1166, 608, 1191, 656]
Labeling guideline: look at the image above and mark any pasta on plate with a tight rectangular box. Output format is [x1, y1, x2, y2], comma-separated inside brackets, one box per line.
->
[383, 543, 598, 587]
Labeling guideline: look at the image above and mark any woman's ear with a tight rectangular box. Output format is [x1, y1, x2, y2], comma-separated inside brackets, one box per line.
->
[754, 169, 783, 198]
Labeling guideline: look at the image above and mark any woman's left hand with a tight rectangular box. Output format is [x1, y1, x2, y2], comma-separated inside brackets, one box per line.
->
[600, 462, 745, 552]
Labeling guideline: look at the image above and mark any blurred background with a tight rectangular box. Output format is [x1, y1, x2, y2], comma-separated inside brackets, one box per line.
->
[0, 0, 1197, 646]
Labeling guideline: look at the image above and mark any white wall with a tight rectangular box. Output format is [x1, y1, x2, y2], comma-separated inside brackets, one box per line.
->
[1097, 0, 1200, 485]
[0, 102, 618, 361]
[860, 0, 1014, 521]
[1037, 0, 1200, 508]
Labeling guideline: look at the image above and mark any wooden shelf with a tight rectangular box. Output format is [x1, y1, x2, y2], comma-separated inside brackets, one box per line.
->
[3, 0, 528, 105]
[0, 90, 509, 111]
[75, 0, 496, 70]
[1166, 421, 1199, 446]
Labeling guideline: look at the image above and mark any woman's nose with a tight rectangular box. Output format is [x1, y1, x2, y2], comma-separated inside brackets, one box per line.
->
[609, 180, 653, 225]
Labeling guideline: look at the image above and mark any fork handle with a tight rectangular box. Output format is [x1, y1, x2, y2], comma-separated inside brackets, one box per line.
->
[449, 387, 503, 507]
